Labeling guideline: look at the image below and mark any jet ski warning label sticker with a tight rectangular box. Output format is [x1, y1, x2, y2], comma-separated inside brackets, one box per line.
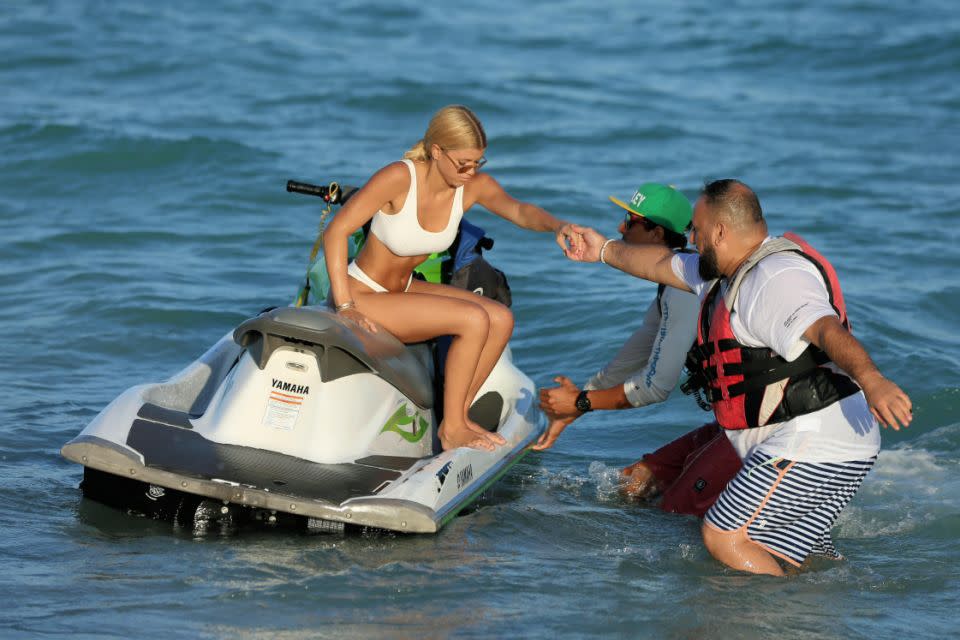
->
[262, 388, 304, 431]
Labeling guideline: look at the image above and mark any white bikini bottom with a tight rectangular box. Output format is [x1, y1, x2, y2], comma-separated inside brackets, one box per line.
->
[347, 261, 413, 293]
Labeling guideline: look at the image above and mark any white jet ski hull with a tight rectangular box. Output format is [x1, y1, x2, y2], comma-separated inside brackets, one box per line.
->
[62, 306, 544, 533]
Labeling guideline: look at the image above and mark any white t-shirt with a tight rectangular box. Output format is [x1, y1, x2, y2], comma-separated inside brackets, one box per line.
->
[671, 239, 880, 463]
[584, 286, 699, 407]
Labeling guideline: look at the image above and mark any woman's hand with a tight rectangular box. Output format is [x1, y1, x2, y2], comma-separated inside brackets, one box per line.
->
[562, 224, 608, 263]
[338, 307, 378, 333]
[556, 223, 584, 259]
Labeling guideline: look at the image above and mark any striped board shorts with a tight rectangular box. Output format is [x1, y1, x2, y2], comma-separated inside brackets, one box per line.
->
[704, 451, 877, 567]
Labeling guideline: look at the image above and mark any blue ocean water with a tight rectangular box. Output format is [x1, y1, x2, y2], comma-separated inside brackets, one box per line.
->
[2, 1, 958, 637]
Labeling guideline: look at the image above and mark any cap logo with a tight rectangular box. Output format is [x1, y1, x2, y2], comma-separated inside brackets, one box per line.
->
[630, 191, 646, 207]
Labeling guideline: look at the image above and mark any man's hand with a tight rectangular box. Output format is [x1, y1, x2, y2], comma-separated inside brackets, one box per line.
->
[532, 415, 577, 451]
[803, 316, 913, 431]
[539, 375, 582, 419]
[533, 376, 584, 452]
[556, 224, 583, 259]
[558, 224, 609, 263]
[859, 372, 913, 431]
[619, 460, 662, 500]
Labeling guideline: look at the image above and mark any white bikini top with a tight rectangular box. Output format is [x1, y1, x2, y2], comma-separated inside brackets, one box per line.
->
[369, 159, 465, 257]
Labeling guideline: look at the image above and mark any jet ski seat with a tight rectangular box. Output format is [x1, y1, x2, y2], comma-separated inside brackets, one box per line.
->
[233, 307, 434, 410]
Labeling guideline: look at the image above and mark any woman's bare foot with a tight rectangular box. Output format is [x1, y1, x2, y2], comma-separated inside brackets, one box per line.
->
[439, 422, 496, 451]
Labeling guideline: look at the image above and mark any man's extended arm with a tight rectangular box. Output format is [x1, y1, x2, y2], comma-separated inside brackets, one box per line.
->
[534, 290, 700, 451]
[559, 223, 692, 292]
[803, 316, 912, 430]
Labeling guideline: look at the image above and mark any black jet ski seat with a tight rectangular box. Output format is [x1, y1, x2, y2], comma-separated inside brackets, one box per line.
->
[233, 306, 434, 410]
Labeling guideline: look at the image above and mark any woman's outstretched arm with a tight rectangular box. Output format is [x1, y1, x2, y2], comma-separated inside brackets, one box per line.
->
[471, 173, 566, 232]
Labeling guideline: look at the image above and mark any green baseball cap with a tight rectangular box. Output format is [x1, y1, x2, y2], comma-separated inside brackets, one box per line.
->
[609, 183, 692, 234]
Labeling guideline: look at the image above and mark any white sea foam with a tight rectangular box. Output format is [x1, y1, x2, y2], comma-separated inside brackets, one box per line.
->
[534, 461, 633, 503]
[870, 448, 947, 479]
[537, 466, 589, 495]
[588, 460, 625, 502]
[837, 440, 958, 538]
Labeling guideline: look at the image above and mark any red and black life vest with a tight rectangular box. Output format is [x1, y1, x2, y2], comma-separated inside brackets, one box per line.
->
[684, 232, 860, 430]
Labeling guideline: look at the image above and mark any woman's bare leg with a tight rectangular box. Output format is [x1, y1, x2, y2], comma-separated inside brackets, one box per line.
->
[407, 280, 514, 423]
[350, 287, 497, 450]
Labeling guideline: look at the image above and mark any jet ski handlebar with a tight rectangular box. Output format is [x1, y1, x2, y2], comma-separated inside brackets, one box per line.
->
[286, 180, 358, 205]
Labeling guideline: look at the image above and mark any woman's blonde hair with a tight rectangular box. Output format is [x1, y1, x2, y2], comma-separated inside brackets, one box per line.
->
[403, 105, 487, 162]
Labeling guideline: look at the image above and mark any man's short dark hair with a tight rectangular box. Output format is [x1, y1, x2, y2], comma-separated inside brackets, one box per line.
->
[638, 216, 687, 250]
[661, 226, 688, 250]
[702, 179, 763, 226]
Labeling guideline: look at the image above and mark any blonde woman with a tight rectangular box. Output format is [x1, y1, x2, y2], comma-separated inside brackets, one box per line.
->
[324, 105, 567, 451]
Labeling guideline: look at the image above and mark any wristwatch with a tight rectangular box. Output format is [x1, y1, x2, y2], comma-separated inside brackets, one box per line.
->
[575, 390, 593, 413]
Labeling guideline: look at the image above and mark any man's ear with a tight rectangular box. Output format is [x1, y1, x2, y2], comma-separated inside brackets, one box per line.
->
[714, 221, 725, 244]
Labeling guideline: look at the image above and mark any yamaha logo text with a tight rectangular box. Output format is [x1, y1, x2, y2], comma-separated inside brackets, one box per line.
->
[272, 378, 309, 395]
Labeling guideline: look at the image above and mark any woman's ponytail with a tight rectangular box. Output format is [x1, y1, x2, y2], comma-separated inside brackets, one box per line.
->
[403, 139, 429, 161]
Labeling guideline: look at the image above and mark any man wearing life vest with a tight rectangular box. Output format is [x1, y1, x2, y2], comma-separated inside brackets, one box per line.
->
[557, 179, 912, 576]
[535, 182, 742, 519]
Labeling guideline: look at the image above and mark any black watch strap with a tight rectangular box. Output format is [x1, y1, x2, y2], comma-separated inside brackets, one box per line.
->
[575, 390, 593, 413]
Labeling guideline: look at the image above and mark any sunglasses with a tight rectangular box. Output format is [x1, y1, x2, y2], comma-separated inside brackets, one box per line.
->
[440, 147, 487, 174]
[623, 212, 656, 231]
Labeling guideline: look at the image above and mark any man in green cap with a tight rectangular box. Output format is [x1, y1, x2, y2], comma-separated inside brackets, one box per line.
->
[536, 183, 741, 517]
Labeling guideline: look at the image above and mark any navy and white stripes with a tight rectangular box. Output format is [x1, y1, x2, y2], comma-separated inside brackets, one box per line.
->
[705, 451, 876, 566]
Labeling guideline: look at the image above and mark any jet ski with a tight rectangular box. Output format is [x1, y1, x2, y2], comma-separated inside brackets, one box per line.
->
[62, 180, 544, 534]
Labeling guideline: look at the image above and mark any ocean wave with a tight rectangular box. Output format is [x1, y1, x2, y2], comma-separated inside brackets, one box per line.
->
[1, 122, 268, 178]
[52, 134, 262, 174]
[838, 432, 959, 539]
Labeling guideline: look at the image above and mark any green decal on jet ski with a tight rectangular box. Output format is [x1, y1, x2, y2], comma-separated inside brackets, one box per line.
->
[380, 404, 429, 443]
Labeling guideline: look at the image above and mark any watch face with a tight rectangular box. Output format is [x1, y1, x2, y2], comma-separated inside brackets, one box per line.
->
[576, 391, 591, 412]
